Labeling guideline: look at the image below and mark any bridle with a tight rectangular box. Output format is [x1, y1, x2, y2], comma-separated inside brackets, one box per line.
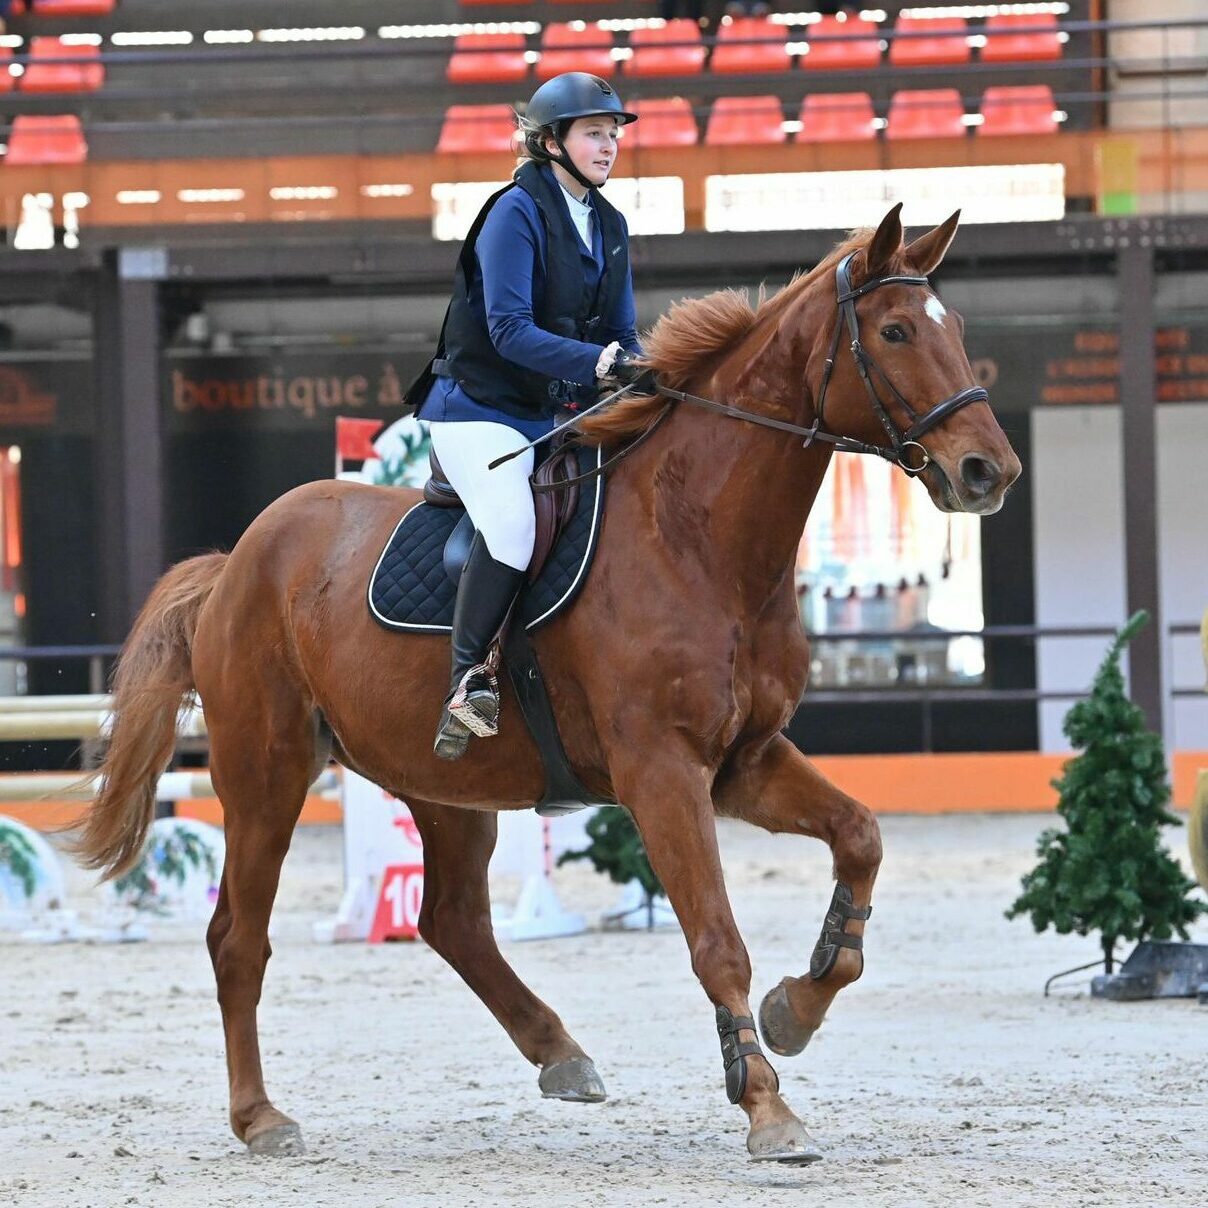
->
[658, 252, 988, 478]
[527, 251, 990, 491]
[815, 251, 988, 474]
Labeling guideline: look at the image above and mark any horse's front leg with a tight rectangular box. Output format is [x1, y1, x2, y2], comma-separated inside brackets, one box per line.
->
[713, 734, 883, 1058]
[408, 799, 606, 1103]
[613, 746, 821, 1164]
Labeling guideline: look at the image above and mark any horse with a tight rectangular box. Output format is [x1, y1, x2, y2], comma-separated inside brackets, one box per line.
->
[71, 205, 1021, 1164]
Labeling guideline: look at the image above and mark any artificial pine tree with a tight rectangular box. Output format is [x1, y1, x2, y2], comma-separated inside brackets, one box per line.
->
[1008, 611, 1208, 973]
[558, 806, 665, 928]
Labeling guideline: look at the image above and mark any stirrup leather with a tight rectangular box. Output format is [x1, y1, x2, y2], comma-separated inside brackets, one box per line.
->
[715, 1006, 778, 1105]
[809, 881, 872, 980]
[447, 662, 501, 738]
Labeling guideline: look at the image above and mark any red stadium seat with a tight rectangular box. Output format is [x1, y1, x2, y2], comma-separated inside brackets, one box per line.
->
[31, 0, 115, 14]
[537, 23, 615, 82]
[981, 14, 1062, 64]
[624, 98, 698, 148]
[0, 48, 14, 94]
[979, 86, 1058, 136]
[446, 33, 529, 85]
[886, 90, 966, 140]
[22, 38, 105, 93]
[437, 105, 518, 154]
[889, 16, 969, 68]
[801, 16, 882, 72]
[4, 114, 88, 164]
[706, 96, 785, 146]
[625, 20, 705, 78]
[798, 92, 876, 143]
[710, 17, 791, 75]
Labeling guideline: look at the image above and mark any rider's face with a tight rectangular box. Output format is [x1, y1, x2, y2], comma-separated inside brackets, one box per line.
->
[547, 116, 620, 188]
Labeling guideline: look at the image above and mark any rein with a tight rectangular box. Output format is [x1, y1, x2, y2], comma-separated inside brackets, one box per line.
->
[535, 251, 989, 493]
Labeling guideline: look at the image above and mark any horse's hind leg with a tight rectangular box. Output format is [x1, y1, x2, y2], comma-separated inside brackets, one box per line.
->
[712, 735, 882, 1058]
[204, 689, 316, 1155]
[408, 799, 606, 1103]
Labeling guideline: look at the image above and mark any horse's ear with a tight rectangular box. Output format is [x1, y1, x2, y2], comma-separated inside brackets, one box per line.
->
[864, 203, 904, 276]
[905, 210, 961, 276]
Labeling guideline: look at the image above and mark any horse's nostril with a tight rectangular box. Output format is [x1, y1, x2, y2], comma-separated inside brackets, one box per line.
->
[959, 454, 999, 497]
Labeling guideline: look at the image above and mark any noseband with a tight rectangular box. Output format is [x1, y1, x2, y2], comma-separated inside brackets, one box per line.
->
[655, 251, 989, 477]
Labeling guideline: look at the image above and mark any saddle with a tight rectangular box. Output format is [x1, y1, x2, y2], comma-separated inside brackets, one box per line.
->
[368, 434, 612, 817]
[422, 436, 583, 587]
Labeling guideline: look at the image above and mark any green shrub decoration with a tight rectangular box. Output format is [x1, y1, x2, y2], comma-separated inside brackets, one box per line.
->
[113, 826, 219, 914]
[0, 821, 40, 900]
[558, 806, 664, 900]
[367, 419, 432, 489]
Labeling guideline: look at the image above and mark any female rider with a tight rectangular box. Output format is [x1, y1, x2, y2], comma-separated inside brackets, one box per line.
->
[406, 73, 646, 760]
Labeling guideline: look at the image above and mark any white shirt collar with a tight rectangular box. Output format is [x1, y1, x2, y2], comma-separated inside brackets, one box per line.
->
[558, 181, 592, 214]
[557, 181, 594, 251]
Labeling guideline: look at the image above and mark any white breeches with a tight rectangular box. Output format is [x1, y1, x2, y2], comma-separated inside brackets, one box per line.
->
[428, 421, 536, 572]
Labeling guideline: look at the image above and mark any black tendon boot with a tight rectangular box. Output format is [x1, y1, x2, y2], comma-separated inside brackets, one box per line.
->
[433, 531, 526, 760]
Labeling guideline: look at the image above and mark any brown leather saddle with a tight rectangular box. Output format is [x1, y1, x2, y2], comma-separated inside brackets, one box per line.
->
[422, 434, 583, 586]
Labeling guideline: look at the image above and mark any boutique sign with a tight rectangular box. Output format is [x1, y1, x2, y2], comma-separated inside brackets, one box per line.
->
[164, 352, 429, 430]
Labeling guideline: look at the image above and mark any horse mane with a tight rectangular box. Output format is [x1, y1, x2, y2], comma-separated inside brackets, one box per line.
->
[576, 227, 906, 445]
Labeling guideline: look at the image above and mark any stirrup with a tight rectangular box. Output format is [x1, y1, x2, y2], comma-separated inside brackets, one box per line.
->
[447, 662, 501, 738]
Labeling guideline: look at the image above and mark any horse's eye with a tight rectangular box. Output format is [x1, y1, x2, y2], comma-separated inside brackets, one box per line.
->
[881, 325, 907, 344]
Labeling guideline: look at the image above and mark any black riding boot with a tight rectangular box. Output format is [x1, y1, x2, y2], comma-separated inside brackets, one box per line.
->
[434, 531, 526, 760]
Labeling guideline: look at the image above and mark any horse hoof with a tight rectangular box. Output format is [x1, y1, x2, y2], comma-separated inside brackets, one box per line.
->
[747, 1119, 823, 1165]
[758, 982, 815, 1058]
[539, 1056, 607, 1103]
[247, 1123, 306, 1157]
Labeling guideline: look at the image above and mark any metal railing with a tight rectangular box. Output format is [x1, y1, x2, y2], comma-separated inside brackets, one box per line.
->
[0, 644, 120, 696]
[3, 623, 1202, 757]
[799, 620, 1206, 752]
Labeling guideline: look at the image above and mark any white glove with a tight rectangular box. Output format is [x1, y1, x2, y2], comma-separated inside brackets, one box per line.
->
[594, 340, 623, 380]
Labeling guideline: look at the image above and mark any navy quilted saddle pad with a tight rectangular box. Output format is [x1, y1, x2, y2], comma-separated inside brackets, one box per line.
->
[367, 445, 604, 634]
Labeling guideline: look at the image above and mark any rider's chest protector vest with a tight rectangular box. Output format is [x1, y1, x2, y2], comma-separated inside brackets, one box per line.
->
[418, 160, 629, 419]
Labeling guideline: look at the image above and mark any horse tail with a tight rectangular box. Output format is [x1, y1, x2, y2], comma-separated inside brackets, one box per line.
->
[69, 552, 229, 880]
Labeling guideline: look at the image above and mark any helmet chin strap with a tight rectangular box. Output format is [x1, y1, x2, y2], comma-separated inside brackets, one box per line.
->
[550, 133, 597, 191]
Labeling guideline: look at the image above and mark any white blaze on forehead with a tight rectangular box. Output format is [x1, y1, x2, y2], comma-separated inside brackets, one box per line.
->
[924, 295, 947, 327]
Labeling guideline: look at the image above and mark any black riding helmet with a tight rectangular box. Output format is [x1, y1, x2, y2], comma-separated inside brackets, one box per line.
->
[521, 72, 637, 191]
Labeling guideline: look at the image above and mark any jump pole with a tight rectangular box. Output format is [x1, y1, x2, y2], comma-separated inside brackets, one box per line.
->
[0, 768, 338, 804]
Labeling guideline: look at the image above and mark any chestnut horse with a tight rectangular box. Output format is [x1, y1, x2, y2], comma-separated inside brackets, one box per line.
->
[73, 206, 1020, 1164]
